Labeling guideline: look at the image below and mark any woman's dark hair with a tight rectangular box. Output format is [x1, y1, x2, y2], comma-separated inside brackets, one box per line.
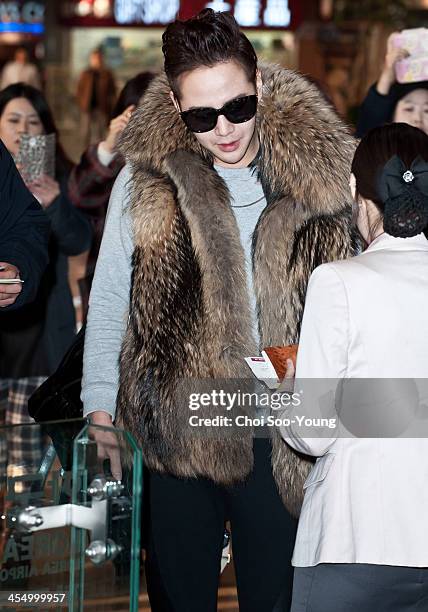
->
[352, 123, 428, 236]
[390, 81, 428, 119]
[162, 9, 257, 98]
[111, 71, 156, 119]
[0, 83, 73, 176]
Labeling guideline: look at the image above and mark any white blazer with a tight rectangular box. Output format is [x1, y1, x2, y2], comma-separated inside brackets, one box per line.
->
[280, 232, 428, 568]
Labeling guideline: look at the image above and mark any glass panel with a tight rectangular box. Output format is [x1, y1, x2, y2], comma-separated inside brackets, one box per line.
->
[70, 423, 142, 612]
[0, 420, 142, 611]
[0, 419, 86, 608]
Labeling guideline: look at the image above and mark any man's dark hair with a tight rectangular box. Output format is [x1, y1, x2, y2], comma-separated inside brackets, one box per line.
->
[162, 9, 257, 97]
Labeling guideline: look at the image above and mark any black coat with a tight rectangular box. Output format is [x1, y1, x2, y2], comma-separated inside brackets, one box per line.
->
[0, 174, 92, 378]
[356, 84, 397, 138]
[0, 139, 49, 308]
[356, 80, 428, 138]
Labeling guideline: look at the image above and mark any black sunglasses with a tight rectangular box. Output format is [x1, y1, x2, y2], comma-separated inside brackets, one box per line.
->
[180, 94, 258, 133]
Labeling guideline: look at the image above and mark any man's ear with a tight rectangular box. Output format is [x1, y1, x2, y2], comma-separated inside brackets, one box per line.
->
[256, 69, 263, 102]
[169, 90, 180, 113]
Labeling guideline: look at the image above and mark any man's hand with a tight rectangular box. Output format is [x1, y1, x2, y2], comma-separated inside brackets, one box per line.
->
[89, 411, 122, 480]
[377, 32, 410, 95]
[0, 262, 22, 307]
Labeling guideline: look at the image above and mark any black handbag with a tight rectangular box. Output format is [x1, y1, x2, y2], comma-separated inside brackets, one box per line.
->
[28, 325, 85, 422]
[28, 326, 86, 471]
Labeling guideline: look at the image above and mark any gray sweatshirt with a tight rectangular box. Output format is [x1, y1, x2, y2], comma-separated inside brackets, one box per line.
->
[82, 164, 266, 419]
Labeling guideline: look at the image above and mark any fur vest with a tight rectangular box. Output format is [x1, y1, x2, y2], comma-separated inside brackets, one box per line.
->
[117, 64, 359, 517]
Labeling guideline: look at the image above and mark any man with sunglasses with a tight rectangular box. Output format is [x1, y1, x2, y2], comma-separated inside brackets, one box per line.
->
[82, 8, 358, 611]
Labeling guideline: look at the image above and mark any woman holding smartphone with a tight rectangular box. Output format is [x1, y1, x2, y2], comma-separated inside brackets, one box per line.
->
[280, 123, 428, 611]
[0, 84, 91, 477]
[357, 32, 428, 138]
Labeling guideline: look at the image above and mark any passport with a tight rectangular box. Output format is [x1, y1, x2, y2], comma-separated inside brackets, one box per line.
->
[245, 344, 299, 388]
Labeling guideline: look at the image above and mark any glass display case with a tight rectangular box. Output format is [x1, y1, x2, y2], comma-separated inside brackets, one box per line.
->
[0, 419, 142, 611]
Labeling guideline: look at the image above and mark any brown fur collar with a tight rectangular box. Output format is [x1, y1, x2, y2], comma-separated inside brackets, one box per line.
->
[120, 63, 355, 216]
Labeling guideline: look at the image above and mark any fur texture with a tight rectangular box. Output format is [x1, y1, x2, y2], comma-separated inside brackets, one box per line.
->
[116, 64, 360, 516]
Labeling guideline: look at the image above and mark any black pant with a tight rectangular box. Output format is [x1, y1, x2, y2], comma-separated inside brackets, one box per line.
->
[144, 438, 297, 612]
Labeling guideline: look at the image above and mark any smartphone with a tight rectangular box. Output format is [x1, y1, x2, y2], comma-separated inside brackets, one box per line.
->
[0, 278, 25, 284]
[394, 28, 428, 55]
[394, 28, 428, 83]
[15, 133, 56, 183]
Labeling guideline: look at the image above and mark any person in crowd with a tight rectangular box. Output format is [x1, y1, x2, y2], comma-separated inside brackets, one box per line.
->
[82, 9, 358, 611]
[0, 83, 91, 479]
[68, 71, 156, 313]
[357, 32, 428, 137]
[0, 140, 49, 308]
[0, 47, 41, 90]
[280, 123, 428, 611]
[76, 48, 116, 146]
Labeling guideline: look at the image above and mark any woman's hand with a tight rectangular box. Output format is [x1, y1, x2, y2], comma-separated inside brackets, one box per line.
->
[27, 174, 60, 208]
[377, 32, 410, 95]
[284, 358, 295, 380]
[277, 359, 295, 393]
[100, 104, 135, 154]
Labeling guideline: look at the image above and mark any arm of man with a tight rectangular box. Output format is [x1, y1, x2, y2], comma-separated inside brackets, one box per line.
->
[0, 139, 49, 308]
[81, 166, 133, 422]
[76, 70, 87, 110]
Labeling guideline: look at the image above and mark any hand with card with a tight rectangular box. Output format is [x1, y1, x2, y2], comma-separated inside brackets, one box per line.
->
[245, 344, 298, 389]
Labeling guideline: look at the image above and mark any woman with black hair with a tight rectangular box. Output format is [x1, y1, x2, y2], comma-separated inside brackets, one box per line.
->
[357, 32, 428, 138]
[0, 83, 91, 475]
[280, 123, 428, 611]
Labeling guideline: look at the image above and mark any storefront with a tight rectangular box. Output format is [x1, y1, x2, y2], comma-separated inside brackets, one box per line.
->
[59, 0, 303, 85]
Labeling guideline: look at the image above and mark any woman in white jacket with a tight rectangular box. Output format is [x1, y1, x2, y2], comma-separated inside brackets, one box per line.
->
[280, 123, 428, 611]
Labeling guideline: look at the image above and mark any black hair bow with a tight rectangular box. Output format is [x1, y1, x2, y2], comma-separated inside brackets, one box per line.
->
[378, 156, 428, 238]
[378, 155, 428, 202]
